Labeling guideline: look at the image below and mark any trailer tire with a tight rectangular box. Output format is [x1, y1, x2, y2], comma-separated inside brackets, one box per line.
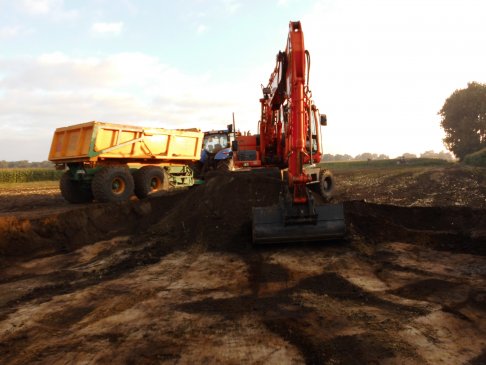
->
[92, 166, 134, 203]
[134, 166, 165, 199]
[217, 158, 234, 172]
[317, 169, 334, 201]
[60, 171, 93, 203]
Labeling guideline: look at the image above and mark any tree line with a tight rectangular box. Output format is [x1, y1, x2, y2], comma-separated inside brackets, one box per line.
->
[0, 160, 54, 169]
[322, 150, 454, 162]
[1, 150, 456, 168]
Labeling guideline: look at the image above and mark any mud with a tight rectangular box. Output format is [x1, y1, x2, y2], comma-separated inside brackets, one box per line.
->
[0, 165, 485, 364]
[0, 191, 184, 261]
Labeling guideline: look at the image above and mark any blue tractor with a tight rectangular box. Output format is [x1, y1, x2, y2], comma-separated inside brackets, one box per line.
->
[192, 127, 235, 177]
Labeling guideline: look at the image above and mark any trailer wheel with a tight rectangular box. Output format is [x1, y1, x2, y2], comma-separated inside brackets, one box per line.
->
[317, 169, 334, 201]
[134, 166, 165, 199]
[217, 158, 234, 172]
[60, 171, 93, 203]
[92, 166, 134, 203]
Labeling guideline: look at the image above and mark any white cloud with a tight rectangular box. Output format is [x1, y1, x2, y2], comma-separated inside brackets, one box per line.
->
[0, 25, 21, 39]
[91, 22, 124, 36]
[221, 0, 241, 14]
[0, 52, 250, 161]
[18, 0, 78, 20]
[20, 0, 57, 14]
[196, 24, 207, 34]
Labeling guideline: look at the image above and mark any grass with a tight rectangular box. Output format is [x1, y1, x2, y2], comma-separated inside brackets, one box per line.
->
[0, 180, 59, 190]
[464, 148, 486, 167]
[319, 158, 451, 171]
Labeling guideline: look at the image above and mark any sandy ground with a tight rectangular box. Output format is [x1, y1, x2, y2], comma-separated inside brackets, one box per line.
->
[0, 164, 485, 364]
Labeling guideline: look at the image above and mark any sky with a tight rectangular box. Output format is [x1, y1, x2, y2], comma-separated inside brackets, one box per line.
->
[0, 0, 485, 161]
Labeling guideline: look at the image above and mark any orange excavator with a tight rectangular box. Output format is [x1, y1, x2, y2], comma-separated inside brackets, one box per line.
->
[249, 21, 346, 243]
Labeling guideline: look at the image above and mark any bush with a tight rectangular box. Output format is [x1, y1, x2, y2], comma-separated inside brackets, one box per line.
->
[464, 148, 486, 167]
[0, 168, 63, 183]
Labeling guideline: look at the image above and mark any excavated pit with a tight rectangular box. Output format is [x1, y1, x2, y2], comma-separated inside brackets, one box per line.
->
[1, 173, 484, 262]
[0, 172, 485, 364]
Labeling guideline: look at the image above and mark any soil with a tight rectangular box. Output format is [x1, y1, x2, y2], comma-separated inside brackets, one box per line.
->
[0, 165, 485, 364]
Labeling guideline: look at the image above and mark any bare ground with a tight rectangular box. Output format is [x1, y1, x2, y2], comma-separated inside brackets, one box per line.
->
[0, 164, 485, 364]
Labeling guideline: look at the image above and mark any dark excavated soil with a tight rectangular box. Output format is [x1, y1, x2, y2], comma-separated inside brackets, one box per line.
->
[0, 166, 485, 364]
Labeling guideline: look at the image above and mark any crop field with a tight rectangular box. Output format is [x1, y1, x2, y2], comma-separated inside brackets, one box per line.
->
[0, 168, 63, 183]
[320, 157, 451, 170]
[0, 163, 485, 364]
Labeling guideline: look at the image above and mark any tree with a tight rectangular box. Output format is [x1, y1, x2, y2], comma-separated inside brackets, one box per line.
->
[338, 154, 353, 161]
[420, 150, 454, 161]
[354, 152, 374, 161]
[439, 82, 486, 160]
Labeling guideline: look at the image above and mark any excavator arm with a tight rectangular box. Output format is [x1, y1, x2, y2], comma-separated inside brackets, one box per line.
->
[252, 21, 346, 244]
[259, 22, 318, 204]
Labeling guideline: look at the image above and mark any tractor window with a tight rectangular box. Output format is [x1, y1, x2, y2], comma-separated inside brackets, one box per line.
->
[203, 133, 229, 153]
[307, 111, 318, 154]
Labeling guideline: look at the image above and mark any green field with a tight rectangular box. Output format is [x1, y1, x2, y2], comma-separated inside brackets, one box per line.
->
[0, 158, 455, 185]
[319, 158, 451, 171]
[464, 148, 486, 167]
[0, 168, 63, 183]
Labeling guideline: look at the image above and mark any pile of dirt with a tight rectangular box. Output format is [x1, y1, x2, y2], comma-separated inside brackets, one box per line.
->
[147, 171, 282, 250]
[145, 172, 486, 255]
[2, 170, 485, 266]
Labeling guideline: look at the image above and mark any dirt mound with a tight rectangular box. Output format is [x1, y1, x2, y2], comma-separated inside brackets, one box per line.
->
[145, 173, 486, 255]
[3, 172, 484, 265]
[147, 172, 281, 250]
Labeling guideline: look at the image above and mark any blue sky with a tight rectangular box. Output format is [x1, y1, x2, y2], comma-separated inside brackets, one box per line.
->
[0, 0, 485, 161]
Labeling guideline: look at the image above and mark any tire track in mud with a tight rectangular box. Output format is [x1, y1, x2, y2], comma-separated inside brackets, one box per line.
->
[0, 234, 190, 322]
[173, 239, 435, 363]
[0, 241, 205, 365]
[176, 264, 428, 363]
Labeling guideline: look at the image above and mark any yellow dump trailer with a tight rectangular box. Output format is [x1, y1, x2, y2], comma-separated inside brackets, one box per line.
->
[49, 121, 203, 203]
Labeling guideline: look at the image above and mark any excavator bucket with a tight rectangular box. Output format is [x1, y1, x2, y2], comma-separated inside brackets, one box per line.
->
[252, 200, 346, 244]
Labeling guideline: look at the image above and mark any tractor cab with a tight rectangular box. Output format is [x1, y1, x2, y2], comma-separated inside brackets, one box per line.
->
[195, 126, 236, 176]
[203, 131, 230, 154]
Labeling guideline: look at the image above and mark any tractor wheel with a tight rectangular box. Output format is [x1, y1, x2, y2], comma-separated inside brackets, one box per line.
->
[92, 166, 134, 203]
[60, 171, 93, 203]
[217, 158, 234, 172]
[317, 169, 335, 201]
[133, 166, 165, 199]
[188, 162, 202, 179]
